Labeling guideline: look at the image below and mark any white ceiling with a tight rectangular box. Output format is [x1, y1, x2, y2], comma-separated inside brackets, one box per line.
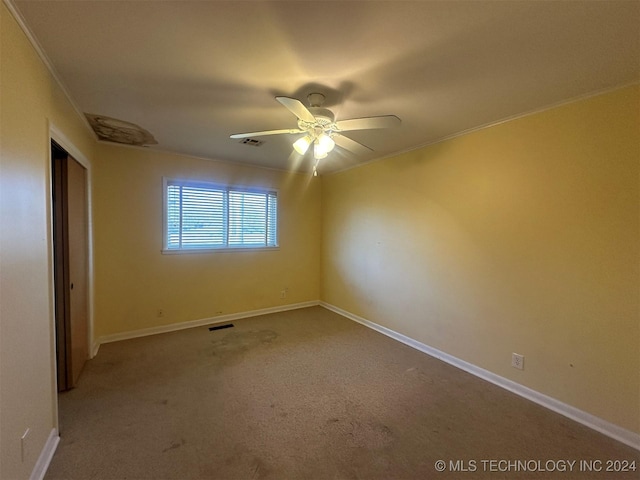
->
[10, 1, 640, 174]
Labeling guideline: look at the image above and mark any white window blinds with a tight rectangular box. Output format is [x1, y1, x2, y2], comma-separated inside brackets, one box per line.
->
[165, 180, 278, 251]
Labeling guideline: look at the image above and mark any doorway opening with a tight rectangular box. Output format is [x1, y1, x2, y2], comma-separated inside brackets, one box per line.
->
[51, 140, 89, 393]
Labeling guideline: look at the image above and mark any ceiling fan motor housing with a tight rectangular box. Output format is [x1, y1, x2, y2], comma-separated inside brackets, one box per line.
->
[308, 107, 335, 126]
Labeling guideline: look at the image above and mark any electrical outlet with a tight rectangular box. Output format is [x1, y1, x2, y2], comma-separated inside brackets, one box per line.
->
[512, 353, 524, 370]
[280, 290, 286, 299]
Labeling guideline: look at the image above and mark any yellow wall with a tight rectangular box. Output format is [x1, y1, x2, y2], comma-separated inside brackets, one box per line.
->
[321, 85, 640, 434]
[0, 3, 96, 478]
[92, 145, 321, 338]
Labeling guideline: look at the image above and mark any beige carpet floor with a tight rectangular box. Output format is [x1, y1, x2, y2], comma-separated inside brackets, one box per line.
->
[45, 306, 639, 479]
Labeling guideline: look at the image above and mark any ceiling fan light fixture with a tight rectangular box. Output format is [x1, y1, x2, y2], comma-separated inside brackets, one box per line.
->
[313, 142, 328, 160]
[293, 134, 312, 155]
[318, 133, 335, 152]
[312, 133, 335, 160]
[231, 94, 399, 176]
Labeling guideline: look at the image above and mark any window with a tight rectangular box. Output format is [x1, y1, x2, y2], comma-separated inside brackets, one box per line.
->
[164, 179, 278, 252]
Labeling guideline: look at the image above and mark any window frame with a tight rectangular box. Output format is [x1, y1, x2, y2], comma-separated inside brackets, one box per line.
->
[162, 177, 279, 254]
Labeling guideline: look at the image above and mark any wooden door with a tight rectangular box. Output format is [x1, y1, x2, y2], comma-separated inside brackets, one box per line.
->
[52, 142, 89, 390]
[66, 156, 89, 386]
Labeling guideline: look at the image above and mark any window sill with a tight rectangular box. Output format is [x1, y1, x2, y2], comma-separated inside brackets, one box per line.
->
[161, 246, 280, 255]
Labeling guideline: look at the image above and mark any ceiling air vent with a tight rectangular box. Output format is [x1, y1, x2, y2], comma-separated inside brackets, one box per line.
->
[239, 138, 264, 147]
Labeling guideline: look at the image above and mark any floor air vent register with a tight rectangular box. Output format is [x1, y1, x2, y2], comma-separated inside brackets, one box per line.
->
[208, 324, 234, 331]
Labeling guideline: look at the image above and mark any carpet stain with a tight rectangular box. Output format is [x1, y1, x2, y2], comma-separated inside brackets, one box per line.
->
[162, 438, 186, 453]
[210, 330, 278, 355]
[205, 330, 279, 368]
[250, 457, 270, 479]
[325, 417, 394, 450]
[404, 366, 436, 385]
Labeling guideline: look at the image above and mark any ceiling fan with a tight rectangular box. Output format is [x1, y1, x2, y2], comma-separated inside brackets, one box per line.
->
[230, 93, 401, 176]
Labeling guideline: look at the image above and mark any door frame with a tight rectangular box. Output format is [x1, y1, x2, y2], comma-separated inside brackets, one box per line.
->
[47, 122, 95, 426]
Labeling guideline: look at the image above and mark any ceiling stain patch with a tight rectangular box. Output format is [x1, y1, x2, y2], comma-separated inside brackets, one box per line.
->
[85, 113, 158, 146]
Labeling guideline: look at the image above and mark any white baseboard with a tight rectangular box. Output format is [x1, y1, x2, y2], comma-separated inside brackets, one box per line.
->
[97, 301, 320, 346]
[91, 340, 100, 358]
[320, 302, 640, 451]
[30, 428, 59, 480]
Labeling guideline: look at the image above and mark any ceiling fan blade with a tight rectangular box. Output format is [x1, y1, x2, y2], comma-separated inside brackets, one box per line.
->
[276, 96, 316, 123]
[335, 115, 401, 132]
[333, 133, 374, 155]
[230, 128, 303, 139]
